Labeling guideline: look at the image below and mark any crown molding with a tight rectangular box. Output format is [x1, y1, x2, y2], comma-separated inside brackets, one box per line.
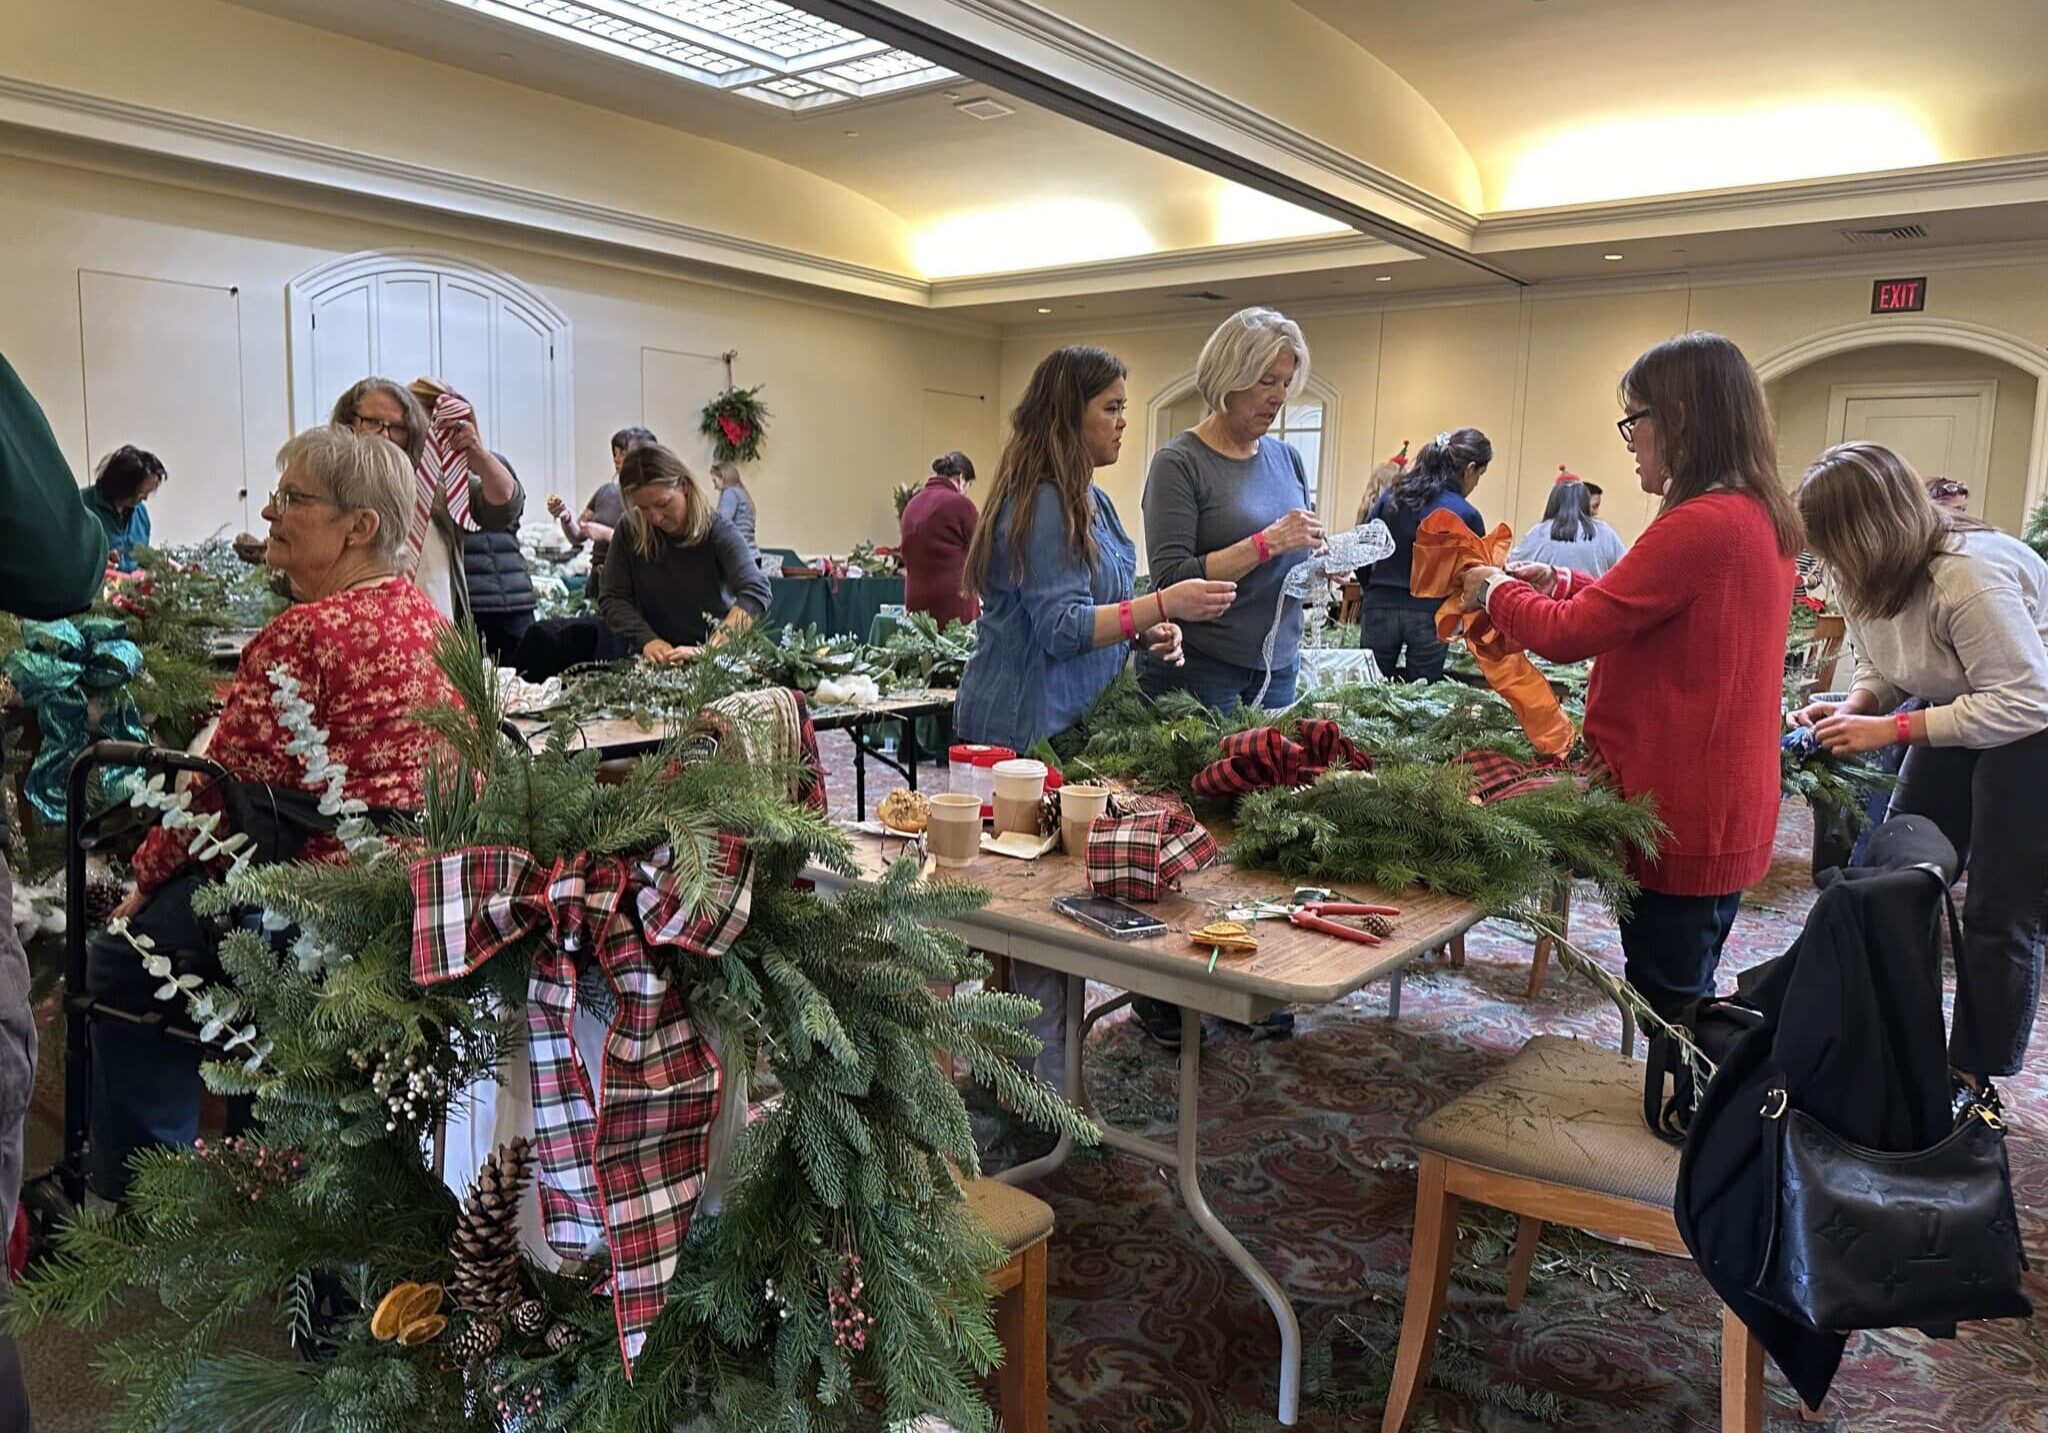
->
[0, 74, 935, 306]
[927, 229, 1415, 303]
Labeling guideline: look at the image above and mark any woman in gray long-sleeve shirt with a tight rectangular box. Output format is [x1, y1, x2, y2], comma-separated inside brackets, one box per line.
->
[1791, 441, 2048, 1079]
[601, 443, 771, 663]
[1139, 306, 1325, 713]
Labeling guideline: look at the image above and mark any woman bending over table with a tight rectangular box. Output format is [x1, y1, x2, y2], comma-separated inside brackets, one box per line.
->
[1791, 441, 2048, 1080]
[599, 442, 770, 664]
[953, 344, 1234, 1078]
[1460, 333, 1800, 1021]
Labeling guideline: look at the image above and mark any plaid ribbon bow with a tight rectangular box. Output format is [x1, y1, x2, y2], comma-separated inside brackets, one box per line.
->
[409, 836, 755, 1370]
[1191, 719, 1372, 801]
[1086, 803, 1220, 902]
[1451, 748, 1608, 804]
[405, 392, 479, 573]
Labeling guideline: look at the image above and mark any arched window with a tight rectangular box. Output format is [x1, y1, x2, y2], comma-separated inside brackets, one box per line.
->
[287, 251, 574, 493]
[1147, 372, 1341, 511]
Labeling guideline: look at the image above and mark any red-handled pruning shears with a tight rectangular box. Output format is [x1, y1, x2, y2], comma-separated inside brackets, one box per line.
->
[1223, 887, 1402, 946]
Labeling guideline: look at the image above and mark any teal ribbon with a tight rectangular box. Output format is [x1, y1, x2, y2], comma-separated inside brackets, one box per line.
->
[3, 616, 148, 822]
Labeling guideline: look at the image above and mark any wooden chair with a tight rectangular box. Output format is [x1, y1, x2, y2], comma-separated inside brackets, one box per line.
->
[1382, 1035, 1764, 1433]
[962, 1176, 1054, 1433]
[1338, 578, 1364, 626]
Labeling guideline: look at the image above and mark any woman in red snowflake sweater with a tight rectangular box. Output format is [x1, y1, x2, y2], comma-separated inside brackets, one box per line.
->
[91, 426, 452, 1199]
[1459, 333, 1801, 1019]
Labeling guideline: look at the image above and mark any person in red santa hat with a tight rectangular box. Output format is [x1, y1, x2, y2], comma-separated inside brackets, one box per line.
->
[1510, 464, 1628, 577]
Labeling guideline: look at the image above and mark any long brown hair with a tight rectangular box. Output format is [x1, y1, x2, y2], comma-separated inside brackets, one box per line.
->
[617, 442, 712, 558]
[1621, 332, 1802, 556]
[1798, 441, 1996, 620]
[963, 346, 1125, 594]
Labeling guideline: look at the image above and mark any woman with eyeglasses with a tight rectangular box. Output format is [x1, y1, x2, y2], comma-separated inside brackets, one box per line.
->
[1458, 333, 1801, 1020]
[92, 427, 455, 1198]
[1790, 442, 2048, 1081]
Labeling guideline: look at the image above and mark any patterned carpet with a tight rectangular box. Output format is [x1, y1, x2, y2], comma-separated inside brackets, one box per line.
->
[17, 733, 2046, 1431]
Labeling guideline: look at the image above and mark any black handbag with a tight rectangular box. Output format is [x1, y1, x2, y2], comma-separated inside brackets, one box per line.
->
[1643, 994, 1766, 1142]
[1750, 873, 2032, 1332]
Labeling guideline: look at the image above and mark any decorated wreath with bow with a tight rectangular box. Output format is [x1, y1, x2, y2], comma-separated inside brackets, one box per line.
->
[700, 384, 769, 464]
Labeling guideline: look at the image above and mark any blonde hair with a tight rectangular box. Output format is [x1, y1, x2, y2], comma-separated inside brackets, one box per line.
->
[617, 442, 713, 557]
[1193, 306, 1309, 414]
[1356, 458, 1406, 523]
[275, 426, 412, 564]
[1798, 441, 1993, 621]
[709, 460, 746, 493]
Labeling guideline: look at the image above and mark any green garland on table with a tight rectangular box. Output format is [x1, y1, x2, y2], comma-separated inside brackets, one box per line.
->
[868, 612, 976, 692]
[110, 541, 287, 747]
[9, 630, 1090, 1433]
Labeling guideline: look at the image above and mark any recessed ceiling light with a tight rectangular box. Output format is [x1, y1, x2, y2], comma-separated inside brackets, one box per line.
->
[1603, 253, 1625, 261]
[1035, 307, 1052, 314]
[1375, 275, 1393, 283]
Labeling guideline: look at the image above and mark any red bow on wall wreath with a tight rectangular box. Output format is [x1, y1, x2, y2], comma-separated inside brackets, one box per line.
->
[700, 384, 769, 463]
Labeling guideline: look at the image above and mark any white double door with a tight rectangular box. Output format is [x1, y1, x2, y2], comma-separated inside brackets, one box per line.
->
[1827, 380, 1995, 514]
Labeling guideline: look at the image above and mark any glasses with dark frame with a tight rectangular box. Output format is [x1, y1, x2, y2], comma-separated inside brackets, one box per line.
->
[1617, 410, 1651, 444]
[352, 415, 410, 442]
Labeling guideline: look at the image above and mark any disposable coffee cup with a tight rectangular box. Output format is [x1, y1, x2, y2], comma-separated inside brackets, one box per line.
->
[1058, 783, 1112, 854]
[991, 758, 1049, 836]
[926, 793, 984, 867]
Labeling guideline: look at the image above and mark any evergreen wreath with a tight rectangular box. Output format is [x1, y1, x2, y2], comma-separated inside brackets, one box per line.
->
[12, 628, 1091, 1433]
[700, 385, 769, 464]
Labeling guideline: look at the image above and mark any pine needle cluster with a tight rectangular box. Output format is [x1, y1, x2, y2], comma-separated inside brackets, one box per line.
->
[11, 627, 1087, 1433]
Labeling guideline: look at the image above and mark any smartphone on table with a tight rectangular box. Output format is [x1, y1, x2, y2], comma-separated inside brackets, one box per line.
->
[1052, 893, 1169, 940]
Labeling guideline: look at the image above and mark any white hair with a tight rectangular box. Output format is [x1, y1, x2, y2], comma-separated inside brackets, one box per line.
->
[275, 426, 412, 564]
[1193, 306, 1310, 413]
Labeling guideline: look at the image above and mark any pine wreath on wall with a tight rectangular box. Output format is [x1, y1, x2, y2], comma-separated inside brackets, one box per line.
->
[701, 383, 769, 463]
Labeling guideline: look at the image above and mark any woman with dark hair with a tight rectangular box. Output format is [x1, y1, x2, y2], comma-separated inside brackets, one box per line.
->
[954, 346, 1234, 1079]
[84, 445, 166, 571]
[1461, 332, 1801, 1019]
[1790, 441, 2048, 1080]
[1357, 427, 1491, 681]
[548, 425, 655, 573]
[900, 450, 981, 624]
[1511, 469, 1626, 577]
[600, 443, 769, 663]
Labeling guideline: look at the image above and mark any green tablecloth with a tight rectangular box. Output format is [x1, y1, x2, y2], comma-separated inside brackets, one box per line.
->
[830, 576, 904, 642]
[763, 575, 904, 639]
[765, 576, 831, 633]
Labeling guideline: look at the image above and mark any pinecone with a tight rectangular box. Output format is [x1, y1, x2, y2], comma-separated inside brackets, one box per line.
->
[544, 1322, 582, 1354]
[508, 1298, 548, 1337]
[450, 1317, 503, 1366]
[450, 1137, 531, 1317]
[1357, 913, 1396, 939]
[82, 874, 123, 930]
[1039, 788, 1062, 836]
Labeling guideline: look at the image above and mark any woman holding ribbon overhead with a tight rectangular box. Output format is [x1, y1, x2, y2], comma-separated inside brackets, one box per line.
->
[1460, 333, 1799, 1020]
[1139, 306, 1323, 712]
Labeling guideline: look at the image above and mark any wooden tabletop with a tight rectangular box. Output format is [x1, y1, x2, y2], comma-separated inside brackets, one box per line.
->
[511, 688, 956, 756]
[812, 828, 1480, 1018]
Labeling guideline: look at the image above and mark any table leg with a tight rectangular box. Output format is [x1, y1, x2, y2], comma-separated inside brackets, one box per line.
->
[902, 717, 921, 794]
[853, 720, 868, 822]
[1387, 965, 1404, 1021]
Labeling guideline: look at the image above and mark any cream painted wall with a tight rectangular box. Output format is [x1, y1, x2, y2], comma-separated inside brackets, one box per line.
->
[0, 0, 918, 275]
[1767, 345, 2037, 534]
[0, 153, 1000, 555]
[1002, 255, 2048, 569]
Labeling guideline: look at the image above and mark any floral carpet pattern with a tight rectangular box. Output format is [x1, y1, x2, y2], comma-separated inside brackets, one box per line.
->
[827, 740, 2048, 1433]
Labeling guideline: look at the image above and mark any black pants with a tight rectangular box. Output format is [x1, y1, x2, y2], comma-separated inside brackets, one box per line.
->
[1618, 888, 1743, 1022]
[473, 609, 536, 669]
[1890, 726, 2048, 1077]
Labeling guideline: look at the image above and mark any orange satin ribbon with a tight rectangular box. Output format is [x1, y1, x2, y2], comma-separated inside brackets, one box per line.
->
[1409, 509, 1577, 758]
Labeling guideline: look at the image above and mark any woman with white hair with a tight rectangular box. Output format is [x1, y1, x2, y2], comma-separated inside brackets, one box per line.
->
[1139, 306, 1324, 714]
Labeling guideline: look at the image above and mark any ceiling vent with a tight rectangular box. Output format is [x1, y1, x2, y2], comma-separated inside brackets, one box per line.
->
[1177, 290, 1232, 302]
[1838, 223, 1930, 245]
[953, 96, 1015, 120]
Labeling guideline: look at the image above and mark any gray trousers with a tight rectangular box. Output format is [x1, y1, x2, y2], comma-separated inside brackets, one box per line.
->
[0, 857, 37, 1430]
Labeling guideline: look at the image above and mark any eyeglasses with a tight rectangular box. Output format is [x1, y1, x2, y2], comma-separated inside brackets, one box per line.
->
[267, 486, 346, 513]
[1617, 410, 1651, 444]
[352, 416, 410, 441]
[1928, 480, 1969, 499]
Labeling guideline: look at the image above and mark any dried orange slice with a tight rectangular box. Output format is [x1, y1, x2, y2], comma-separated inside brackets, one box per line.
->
[371, 1282, 423, 1341]
[397, 1313, 448, 1346]
[1191, 920, 1259, 952]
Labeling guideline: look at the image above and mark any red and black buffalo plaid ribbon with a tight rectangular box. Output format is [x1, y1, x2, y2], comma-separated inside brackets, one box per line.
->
[409, 835, 754, 1370]
[1190, 719, 1372, 801]
[1451, 747, 1608, 804]
[1085, 802, 1219, 902]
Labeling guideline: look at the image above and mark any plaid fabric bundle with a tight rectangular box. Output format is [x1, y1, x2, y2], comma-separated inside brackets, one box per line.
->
[700, 687, 829, 814]
[409, 835, 755, 1369]
[1452, 747, 1607, 804]
[1191, 719, 1371, 801]
[1085, 803, 1219, 902]
[404, 390, 480, 573]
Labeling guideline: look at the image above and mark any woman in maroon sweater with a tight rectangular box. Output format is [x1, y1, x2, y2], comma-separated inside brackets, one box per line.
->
[900, 450, 980, 624]
[1460, 333, 1801, 1018]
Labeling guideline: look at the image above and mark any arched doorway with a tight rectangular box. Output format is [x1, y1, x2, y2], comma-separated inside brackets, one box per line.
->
[1757, 319, 2048, 531]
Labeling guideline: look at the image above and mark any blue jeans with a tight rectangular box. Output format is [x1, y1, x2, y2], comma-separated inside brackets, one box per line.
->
[1617, 888, 1743, 1022]
[1357, 605, 1447, 683]
[1138, 645, 1297, 712]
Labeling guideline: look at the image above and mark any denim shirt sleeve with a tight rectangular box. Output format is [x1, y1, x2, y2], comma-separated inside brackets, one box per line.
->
[1018, 483, 1100, 661]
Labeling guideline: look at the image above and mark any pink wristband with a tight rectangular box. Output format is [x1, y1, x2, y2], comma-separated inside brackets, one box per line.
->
[1119, 599, 1137, 641]
[1895, 710, 1915, 746]
[1252, 531, 1271, 563]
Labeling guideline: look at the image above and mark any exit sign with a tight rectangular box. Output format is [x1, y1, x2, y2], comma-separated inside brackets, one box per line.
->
[1872, 277, 1928, 313]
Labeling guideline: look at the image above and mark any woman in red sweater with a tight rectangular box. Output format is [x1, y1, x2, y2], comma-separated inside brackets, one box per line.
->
[1460, 333, 1801, 1018]
[899, 450, 981, 624]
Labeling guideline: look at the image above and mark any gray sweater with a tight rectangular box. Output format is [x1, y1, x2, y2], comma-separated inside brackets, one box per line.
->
[1142, 431, 1312, 668]
[1849, 528, 2048, 748]
[1509, 518, 1627, 578]
[599, 512, 771, 651]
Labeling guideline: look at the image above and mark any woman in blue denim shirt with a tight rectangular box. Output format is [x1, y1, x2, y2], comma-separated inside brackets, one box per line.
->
[955, 346, 1235, 1080]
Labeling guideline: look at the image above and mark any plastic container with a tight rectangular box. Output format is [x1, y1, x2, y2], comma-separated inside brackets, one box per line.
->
[947, 744, 1015, 817]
